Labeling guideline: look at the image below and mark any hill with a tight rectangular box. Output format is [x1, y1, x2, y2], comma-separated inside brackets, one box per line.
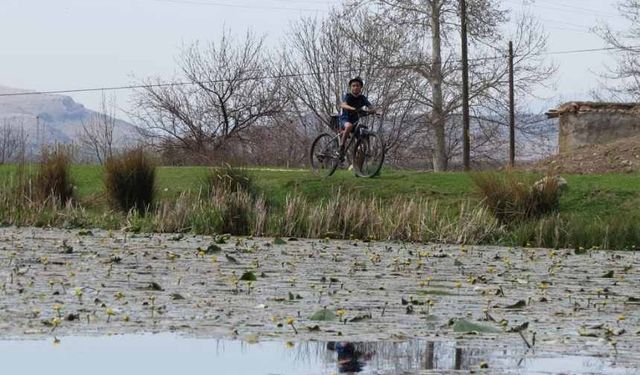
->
[0, 85, 138, 153]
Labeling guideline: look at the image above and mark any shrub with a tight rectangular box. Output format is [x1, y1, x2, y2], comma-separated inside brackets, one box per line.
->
[472, 172, 562, 224]
[35, 149, 74, 204]
[206, 164, 256, 197]
[105, 149, 156, 213]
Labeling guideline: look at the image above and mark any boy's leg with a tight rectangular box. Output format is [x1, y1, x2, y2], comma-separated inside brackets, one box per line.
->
[341, 122, 353, 153]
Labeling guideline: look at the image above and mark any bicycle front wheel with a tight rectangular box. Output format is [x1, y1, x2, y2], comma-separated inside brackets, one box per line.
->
[310, 133, 340, 177]
[352, 133, 385, 178]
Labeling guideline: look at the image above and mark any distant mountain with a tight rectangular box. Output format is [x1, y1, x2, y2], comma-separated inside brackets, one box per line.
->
[0, 85, 139, 152]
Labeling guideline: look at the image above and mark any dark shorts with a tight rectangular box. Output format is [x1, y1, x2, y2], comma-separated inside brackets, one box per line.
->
[339, 117, 357, 129]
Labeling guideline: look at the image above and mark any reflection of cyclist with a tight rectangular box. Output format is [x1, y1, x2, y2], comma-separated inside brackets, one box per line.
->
[339, 77, 376, 157]
[327, 341, 375, 373]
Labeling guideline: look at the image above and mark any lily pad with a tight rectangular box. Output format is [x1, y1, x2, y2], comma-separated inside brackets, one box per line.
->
[602, 270, 614, 278]
[240, 271, 257, 281]
[310, 309, 337, 321]
[205, 244, 222, 254]
[273, 237, 287, 245]
[170, 293, 185, 300]
[452, 319, 501, 334]
[498, 300, 527, 309]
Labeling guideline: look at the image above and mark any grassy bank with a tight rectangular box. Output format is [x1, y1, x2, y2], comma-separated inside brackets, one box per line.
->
[1, 164, 639, 249]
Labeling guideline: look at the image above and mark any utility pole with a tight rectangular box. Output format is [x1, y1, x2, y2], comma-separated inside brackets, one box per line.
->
[460, 0, 471, 171]
[509, 41, 515, 168]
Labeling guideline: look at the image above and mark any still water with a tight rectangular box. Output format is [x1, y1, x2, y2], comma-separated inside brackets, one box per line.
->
[0, 334, 637, 375]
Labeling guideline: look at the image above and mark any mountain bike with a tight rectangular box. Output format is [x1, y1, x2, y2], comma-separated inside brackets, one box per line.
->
[309, 110, 385, 178]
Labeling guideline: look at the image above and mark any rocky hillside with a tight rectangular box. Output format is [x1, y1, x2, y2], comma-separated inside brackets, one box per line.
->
[0, 85, 138, 150]
[533, 135, 640, 174]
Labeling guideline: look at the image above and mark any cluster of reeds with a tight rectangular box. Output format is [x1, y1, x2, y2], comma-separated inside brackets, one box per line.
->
[472, 172, 562, 223]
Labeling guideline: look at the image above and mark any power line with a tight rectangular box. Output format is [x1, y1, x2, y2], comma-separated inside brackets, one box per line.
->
[1, 45, 637, 98]
[152, 0, 326, 12]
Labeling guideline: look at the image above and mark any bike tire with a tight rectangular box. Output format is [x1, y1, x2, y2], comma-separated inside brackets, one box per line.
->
[310, 133, 340, 177]
[352, 132, 385, 178]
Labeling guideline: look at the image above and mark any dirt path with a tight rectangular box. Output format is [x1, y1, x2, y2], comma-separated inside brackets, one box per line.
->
[0, 227, 638, 368]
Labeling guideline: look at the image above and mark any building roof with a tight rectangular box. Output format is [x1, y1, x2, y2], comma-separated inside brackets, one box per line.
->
[546, 101, 640, 118]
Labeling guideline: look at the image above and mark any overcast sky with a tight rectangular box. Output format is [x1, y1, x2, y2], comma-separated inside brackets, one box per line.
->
[0, 0, 627, 119]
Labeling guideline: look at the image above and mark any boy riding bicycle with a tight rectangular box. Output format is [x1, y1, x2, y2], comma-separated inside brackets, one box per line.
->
[339, 77, 377, 158]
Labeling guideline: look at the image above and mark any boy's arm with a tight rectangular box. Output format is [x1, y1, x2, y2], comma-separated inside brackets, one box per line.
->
[363, 97, 377, 113]
[340, 102, 358, 111]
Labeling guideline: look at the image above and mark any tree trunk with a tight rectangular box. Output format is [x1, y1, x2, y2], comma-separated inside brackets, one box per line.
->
[430, 0, 447, 171]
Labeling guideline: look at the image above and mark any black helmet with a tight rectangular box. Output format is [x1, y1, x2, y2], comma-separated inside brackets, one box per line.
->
[348, 76, 364, 86]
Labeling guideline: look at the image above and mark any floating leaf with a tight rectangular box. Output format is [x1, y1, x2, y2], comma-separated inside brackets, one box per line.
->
[574, 247, 587, 255]
[61, 243, 73, 254]
[78, 230, 93, 236]
[148, 282, 164, 291]
[240, 271, 257, 281]
[169, 234, 184, 241]
[452, 319, 501, 334]
[214, 234, 230, 244]
[423, 314, 440, 322]
[507, 321, 529, 333]
[170, 293, 185, 300]
[307, 325, 321, 332]
[498, 300, 527, 309]
[602, 270, 614, 278]
[273, 237, 287, 245]
[349, 314, 372, 323]
[578, 327, 599, 337]
[244, 334, 259, 344]
[206, 244, 222, 254]
[225, 254, 239, 263]
[310, 309, 337, 321]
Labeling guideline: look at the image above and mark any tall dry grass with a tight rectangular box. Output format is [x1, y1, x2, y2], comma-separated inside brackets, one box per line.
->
[472, 172, 562, 223]
[35, 148, 74, 205]
[104, 149, 156, 214]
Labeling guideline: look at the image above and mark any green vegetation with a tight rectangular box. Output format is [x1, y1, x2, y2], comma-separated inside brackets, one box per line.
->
[104, 149, 156, 213]
[1, 163, 640, 249]
[35, 149, 74, 205]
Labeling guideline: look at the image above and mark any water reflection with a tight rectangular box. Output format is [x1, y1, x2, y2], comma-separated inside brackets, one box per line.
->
[0, 335, 637, 375]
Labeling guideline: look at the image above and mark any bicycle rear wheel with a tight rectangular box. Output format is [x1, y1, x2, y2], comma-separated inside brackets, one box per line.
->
[310, 133, 340, 177]
[352, 133, 385, 178]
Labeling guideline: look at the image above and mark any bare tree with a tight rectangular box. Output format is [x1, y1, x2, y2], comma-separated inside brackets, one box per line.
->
[280, 7, 421, 164]
[0, 118, 26, 164]
[595, 0, 640, 99]
[78, 92, 116, 164]
[132, 30, 285, 164]
[344, 1, 554, 169]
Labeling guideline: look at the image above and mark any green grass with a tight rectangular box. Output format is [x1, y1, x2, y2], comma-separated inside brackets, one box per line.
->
[2, 164, 640, 249]
[1, 165, 472, 207]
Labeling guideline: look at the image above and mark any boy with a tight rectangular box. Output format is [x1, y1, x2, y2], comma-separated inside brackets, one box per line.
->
[339, 77, 376, 157]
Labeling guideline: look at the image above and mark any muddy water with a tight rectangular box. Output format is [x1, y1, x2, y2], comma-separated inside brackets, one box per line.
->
[0, 335, 636, 374]
[1, 227, 640, 373]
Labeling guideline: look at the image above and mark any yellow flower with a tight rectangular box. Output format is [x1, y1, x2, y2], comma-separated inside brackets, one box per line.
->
[286, 317, 295, 325]
[285, 341, 295, 349]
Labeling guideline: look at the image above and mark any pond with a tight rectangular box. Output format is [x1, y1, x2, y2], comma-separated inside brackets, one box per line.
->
[0, 334, 637, 374]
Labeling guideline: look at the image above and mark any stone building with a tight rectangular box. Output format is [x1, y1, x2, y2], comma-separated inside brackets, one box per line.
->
[546, 102, 640, 153]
